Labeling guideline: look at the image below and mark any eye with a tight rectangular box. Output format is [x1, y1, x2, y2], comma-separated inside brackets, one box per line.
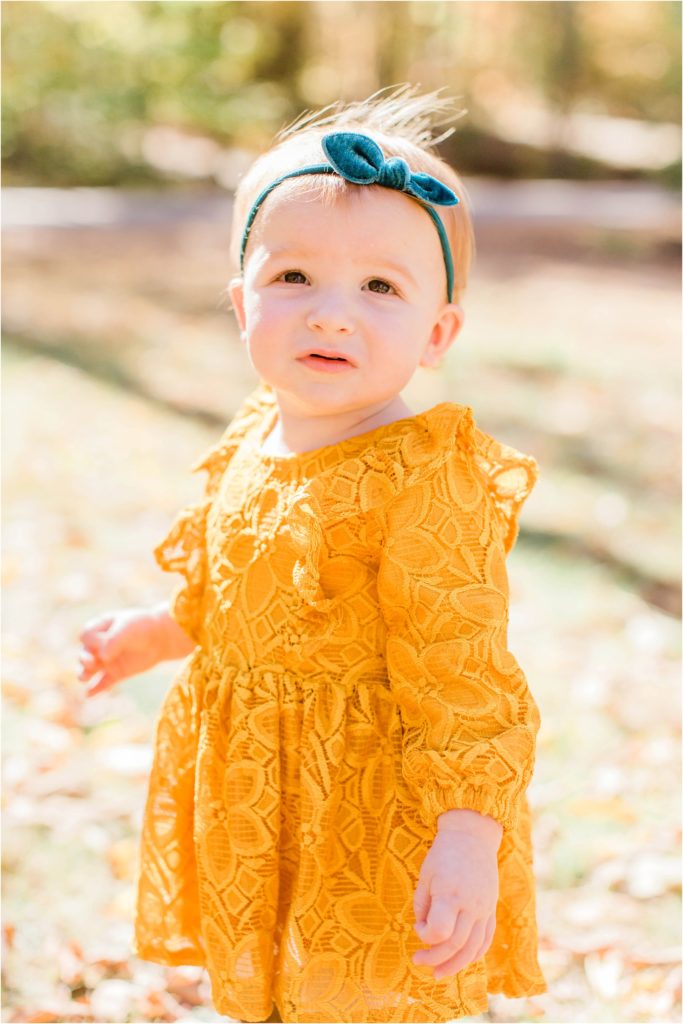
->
[279, 270, 308, 285]
[366, 278, 395, 295]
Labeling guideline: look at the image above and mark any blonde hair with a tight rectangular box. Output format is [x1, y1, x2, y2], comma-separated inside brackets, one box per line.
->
[229, 85, 475, 305]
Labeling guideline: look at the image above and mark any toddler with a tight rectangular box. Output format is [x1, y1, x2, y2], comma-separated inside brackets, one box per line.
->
[78, 87, 547, 1023]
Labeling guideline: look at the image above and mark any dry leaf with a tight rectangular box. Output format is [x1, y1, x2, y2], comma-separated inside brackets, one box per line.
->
[106, 837, 139, 880]
[89, 978, 135, 1021]
[584, 950, 626, 999]
[566, 796, 637, 823]
[623, 853, 681, 899]
[166, 967, 206, 1007]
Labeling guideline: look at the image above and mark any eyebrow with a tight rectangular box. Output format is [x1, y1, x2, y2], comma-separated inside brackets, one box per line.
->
[363, 258, 418, 288]
[266, 245, 318, 259]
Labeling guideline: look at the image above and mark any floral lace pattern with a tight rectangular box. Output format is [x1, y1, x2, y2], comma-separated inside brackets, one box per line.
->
[132, 383, 546, 1022]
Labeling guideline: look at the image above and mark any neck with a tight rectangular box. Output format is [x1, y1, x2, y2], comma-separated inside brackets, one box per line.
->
[261, 393, 414, 455]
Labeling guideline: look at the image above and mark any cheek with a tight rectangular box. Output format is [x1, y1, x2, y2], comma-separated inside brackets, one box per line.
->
[245, 294, 297, 337]
[243, 292, 263, 330]
[371, 306, 426, 348]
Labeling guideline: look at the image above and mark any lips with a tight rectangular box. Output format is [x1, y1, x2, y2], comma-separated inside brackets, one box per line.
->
[299, 349, 356, 366]
[297, 351, 356, 374]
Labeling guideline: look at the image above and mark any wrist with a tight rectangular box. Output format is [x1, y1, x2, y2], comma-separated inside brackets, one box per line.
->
[149, 602, 179, 658]
[437, 808, 503, 850]
[150, 601, 196, 659]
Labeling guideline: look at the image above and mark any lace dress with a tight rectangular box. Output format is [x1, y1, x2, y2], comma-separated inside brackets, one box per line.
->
[132, 381, 547, 1023]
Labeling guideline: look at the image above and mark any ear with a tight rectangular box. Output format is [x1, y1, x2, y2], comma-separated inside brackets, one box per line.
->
[420, 303, 465, 368]
[228, 276, 247, 336]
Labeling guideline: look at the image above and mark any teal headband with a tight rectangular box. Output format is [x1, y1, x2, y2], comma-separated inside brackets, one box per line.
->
[239, 131, 459, 302]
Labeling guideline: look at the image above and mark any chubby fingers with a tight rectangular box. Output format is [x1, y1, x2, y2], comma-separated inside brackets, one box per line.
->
[431, 917, 489, 980]
[78, 619, 119, 678]
[414, 894, 458, 946]
[473, 913, 497, 962]
[413, 904, 471, 970]
[80, 615, 114, 640]
[85, 671, 116, 697]
[413, 914, 496, 981]
[77, 648, 101, 681]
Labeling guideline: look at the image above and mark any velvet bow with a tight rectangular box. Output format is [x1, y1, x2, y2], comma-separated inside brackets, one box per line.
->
[321, 132, 459, 208]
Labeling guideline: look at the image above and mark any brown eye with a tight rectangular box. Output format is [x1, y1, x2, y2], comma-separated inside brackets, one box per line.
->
[281, 271, 307, 284]
[367, 279, 393, 294]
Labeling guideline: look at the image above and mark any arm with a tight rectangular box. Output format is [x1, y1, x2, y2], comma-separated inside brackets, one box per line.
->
[377, 446, 540, 977]
[437, 807, 503, 846]
[149, 601, 198, 661]
[78, 600, 197, 697]
[377, 472, 541, 836]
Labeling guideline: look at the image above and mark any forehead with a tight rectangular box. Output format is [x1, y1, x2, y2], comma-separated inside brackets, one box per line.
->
[250, 178, 442, 263]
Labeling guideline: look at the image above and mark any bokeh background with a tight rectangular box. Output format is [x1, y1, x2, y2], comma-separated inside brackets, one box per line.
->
[2, 2, 681, 1022]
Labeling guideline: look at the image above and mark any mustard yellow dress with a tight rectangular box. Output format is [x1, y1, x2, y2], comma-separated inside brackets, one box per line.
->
[132, 381, 547, 1023]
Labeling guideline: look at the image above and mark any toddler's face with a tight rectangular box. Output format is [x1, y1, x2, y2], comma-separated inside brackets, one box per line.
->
[229, 183, 463, 420]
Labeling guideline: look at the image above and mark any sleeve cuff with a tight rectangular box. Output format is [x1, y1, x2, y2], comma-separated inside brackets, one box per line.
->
[415, 779, 525, 835]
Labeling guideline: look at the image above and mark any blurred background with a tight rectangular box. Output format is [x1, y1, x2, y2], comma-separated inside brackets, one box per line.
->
[2, 2, 681, 1022]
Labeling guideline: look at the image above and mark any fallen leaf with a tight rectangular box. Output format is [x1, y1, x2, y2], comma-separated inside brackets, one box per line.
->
[3, 923, 16, 949]
[58, 942, 85, 988]
[138, 987, 182, 1021]
[584, 949, 626, 999]
[2, 680, 32, 707]
[89, 978, 135, 1021]
[166, 966, 205, 1007]
[106, 837, 139, 881]
[623, 853, 681, 899]
[566, 796, 637, 823]
[625, 946, 683, 967]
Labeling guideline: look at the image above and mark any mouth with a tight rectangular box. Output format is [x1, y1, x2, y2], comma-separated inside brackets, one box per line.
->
[299, 352, 358, 368]
[297, 350, 357, 370]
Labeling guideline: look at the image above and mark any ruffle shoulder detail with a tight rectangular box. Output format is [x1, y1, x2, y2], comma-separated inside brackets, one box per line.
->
[153, 383, 271, 641]
[379, 401, 539, 556]
[464, 416, 539, 555]
[153, 506, 209, 643]
[387, 402, 539, 555]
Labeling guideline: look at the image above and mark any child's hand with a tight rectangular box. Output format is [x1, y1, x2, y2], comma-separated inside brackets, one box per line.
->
[77, 607, 169, 697]
[411, 826, 500, 980]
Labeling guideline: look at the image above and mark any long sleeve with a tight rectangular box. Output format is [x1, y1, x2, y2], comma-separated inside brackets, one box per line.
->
[376, 420, 540, 835]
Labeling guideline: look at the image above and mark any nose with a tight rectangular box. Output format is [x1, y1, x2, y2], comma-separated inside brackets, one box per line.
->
[306, 288, 355, 335]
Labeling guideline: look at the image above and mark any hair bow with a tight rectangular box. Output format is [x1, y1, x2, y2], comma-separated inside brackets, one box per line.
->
[321, 132, 459, 208]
